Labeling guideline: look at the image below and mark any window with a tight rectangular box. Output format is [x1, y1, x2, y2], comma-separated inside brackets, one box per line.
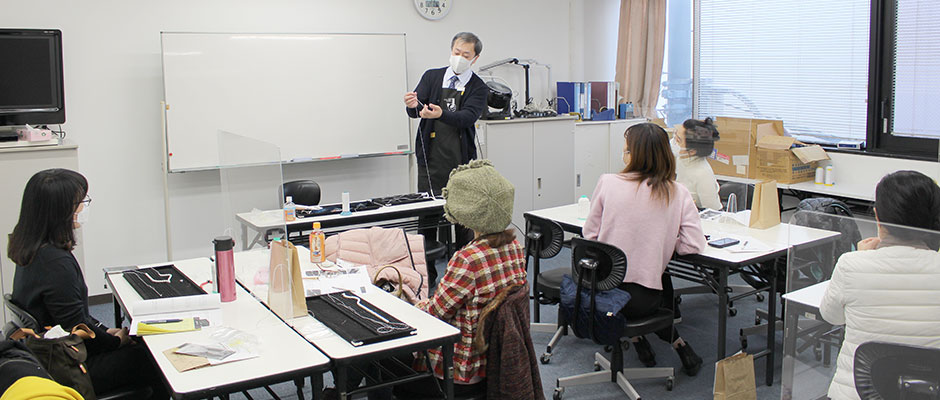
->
[695, 0, 871, 144]
[869, 0, 940, 158]
[658, 0, 694, 126]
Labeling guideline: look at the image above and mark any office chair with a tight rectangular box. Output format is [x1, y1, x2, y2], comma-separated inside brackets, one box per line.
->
[524, 215, 569, 364]
[553, 238, 675, 400]
[4, 294, 154, 400]
[854, 341, 940, 400]
[265, 179, 323, 243]
[281, 179, 321, 206]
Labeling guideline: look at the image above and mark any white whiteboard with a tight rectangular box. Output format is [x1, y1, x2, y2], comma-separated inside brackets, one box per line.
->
[161, 32, 412, 172]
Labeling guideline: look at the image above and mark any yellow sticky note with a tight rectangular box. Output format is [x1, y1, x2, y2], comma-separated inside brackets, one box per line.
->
[138, 318, 197, 335]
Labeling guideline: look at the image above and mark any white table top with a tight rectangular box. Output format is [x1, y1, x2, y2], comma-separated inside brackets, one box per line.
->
[231, 248, 460, 361]
[782, 281, 830, 309]
[106, 260, 329, 397]
[525, 203, 840, 265]
[236, 199, 446, 230]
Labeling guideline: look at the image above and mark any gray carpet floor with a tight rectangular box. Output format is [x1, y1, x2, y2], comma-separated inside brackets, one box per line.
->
[90, 248, 794, 399]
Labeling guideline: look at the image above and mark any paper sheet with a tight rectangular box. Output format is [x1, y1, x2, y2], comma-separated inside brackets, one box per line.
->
[301, 261, 372, 296]
[127, 293, 221, 317]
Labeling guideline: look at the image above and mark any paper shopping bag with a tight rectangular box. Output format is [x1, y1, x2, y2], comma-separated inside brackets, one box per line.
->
[748, 180, 780, 229]
[714, 352, 756, 400]
[268, 239, 307, 318]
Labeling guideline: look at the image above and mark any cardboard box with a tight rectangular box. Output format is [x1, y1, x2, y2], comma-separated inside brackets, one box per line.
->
[753, 135, 829, 184]
[706, 117, 784, 179]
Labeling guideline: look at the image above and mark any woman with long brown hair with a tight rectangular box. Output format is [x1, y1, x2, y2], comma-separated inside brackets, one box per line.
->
[583, 123, 706, 376]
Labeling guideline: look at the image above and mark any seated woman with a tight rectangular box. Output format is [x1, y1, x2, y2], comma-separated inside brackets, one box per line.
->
[9, 169, 166, 399]
[820, 170, 940, 400]
[408, 160, 529, 396]
[674, 117, 722, 210]
[583, 123, 707, 376]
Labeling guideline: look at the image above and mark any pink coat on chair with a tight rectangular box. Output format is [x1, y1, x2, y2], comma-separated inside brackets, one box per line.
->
[324, 227, 429, 303]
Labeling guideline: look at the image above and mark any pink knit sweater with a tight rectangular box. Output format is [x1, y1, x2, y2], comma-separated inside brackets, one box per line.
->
[583, 173, 706, 290]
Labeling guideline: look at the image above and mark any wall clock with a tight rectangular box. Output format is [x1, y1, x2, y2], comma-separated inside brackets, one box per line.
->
[414, 0, 452, 20]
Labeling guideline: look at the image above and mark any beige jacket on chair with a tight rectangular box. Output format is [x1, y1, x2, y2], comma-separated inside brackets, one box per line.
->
[324, 227, 429, 303]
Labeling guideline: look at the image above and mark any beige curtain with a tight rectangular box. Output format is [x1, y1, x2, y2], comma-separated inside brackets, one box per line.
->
[615, 0, 667, 119]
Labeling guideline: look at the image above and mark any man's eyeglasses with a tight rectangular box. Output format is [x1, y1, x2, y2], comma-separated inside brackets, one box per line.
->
[78, 195, 92, 206]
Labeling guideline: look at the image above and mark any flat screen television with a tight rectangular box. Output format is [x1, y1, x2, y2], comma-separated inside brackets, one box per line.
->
[0, 29, 65, 126]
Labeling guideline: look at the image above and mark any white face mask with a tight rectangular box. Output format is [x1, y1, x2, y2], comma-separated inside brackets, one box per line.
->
[670, 135, 682, 157]
[449, 54, 473, 75]
[74, 204, 90, 227]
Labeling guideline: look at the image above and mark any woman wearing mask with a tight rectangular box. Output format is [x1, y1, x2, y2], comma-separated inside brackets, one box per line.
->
[583, 123, 707, 376]
[674, 118, 722, 210]
[820, 170, 940, 399]
[9, 169, 166, 398]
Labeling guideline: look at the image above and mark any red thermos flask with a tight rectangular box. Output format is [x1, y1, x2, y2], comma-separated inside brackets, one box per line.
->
[213, 236, 236, 302]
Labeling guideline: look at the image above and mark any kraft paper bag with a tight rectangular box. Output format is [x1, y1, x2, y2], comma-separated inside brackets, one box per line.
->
[748, 180, 780, 229]
[268, 239, 307, 318]
[714, 352, 757, 400]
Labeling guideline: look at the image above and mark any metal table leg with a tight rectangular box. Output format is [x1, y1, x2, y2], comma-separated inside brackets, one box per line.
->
[718, 266, 729, 357]
[442, 344, 455, 399]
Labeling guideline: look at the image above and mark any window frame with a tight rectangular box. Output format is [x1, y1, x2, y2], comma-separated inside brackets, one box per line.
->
[867, 0, 938, 159]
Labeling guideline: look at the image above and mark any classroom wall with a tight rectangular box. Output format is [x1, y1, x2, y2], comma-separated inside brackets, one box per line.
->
[0, 0, 580, 295]
[580, 0, 621, 82]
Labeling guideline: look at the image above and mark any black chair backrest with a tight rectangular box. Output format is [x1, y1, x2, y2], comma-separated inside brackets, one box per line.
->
[570, 237, 627, 344]
[855, 341, 940, 400]
[3, 293, 39, 331]
[282, 180, 321, 206]
[525, 214, 565, 259]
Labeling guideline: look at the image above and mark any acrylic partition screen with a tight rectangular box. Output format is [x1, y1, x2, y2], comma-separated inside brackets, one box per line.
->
[781, 210, 940, 400]
[217, 130, 297, 317]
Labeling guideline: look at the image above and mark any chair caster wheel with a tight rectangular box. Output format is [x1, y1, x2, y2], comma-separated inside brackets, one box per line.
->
[675, 296, 682, 305]
[740, 337, 748, 350]
[593, 361, 601, 371]
[756, 293, 765, 302]
[666, 377, 675, 391]
[729, 308, 738, 317]
[540, 353, 552, 364]
[604, 345, 613, 353]
[814, 348, 823, 362]
[553, 387, 564, 400]
[622, 341, 631, 351]
[755, 315, 762, 325]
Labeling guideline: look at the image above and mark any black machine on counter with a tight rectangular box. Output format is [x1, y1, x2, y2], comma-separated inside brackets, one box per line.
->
[482, 80, 513, 120]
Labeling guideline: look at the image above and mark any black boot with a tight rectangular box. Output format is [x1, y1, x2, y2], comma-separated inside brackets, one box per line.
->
[633, 336, 657, 367]
[675, 342, 703, 376]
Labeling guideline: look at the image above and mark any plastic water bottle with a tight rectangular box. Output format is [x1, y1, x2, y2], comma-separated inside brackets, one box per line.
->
[309, 222, 326, 263]
[283, 196, 296, 222]
[578, 195, 590, 220]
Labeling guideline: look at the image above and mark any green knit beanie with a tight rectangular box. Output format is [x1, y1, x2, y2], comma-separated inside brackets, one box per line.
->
[442, 160, 515, 235]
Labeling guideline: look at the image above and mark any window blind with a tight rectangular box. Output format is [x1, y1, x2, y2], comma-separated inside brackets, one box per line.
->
[695, 0, 870, 143]
[892, 0, 940, 138]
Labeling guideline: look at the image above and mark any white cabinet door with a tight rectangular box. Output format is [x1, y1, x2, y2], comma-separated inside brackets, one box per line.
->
[574, 124, 609, 199]
[608, 119, 645, 172]
[533, 119, 575, 209]
[480, 122, 534, 233]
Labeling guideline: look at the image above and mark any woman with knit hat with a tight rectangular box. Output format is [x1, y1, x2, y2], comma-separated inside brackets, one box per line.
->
[405, 159, 529, 396]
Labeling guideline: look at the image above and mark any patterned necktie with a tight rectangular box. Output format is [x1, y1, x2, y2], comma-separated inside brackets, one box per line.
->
[448, 75, 460, 90]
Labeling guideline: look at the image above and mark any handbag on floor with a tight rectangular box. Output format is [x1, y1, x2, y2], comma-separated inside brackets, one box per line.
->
[10, 324, 97, 400]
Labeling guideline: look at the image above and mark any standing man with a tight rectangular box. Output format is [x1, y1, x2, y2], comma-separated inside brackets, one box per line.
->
[404, 32, 487, 286]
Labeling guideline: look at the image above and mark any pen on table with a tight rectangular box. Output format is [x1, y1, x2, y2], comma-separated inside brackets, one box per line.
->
[741, 241, 748, 249]
[141, 319, 182, 324]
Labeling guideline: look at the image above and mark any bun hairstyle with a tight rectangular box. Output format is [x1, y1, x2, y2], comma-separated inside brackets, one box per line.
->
[874, 170, 940, 250]
[682, 117, 720, 158]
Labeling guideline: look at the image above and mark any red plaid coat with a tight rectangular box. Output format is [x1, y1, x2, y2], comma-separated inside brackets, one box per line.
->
[418, 238, 528, 384]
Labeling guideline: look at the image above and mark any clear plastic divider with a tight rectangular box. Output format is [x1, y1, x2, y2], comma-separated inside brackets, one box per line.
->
[217, 130, 287, 302]
[782, 210, 940, 399]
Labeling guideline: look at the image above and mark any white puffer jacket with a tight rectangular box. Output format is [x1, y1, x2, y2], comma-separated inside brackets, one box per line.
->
[819, 244, 940, 400]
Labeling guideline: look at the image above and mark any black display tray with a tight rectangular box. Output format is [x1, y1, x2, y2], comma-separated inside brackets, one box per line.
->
[122, 265, 207, 300]
[306, 291, 416, 346]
